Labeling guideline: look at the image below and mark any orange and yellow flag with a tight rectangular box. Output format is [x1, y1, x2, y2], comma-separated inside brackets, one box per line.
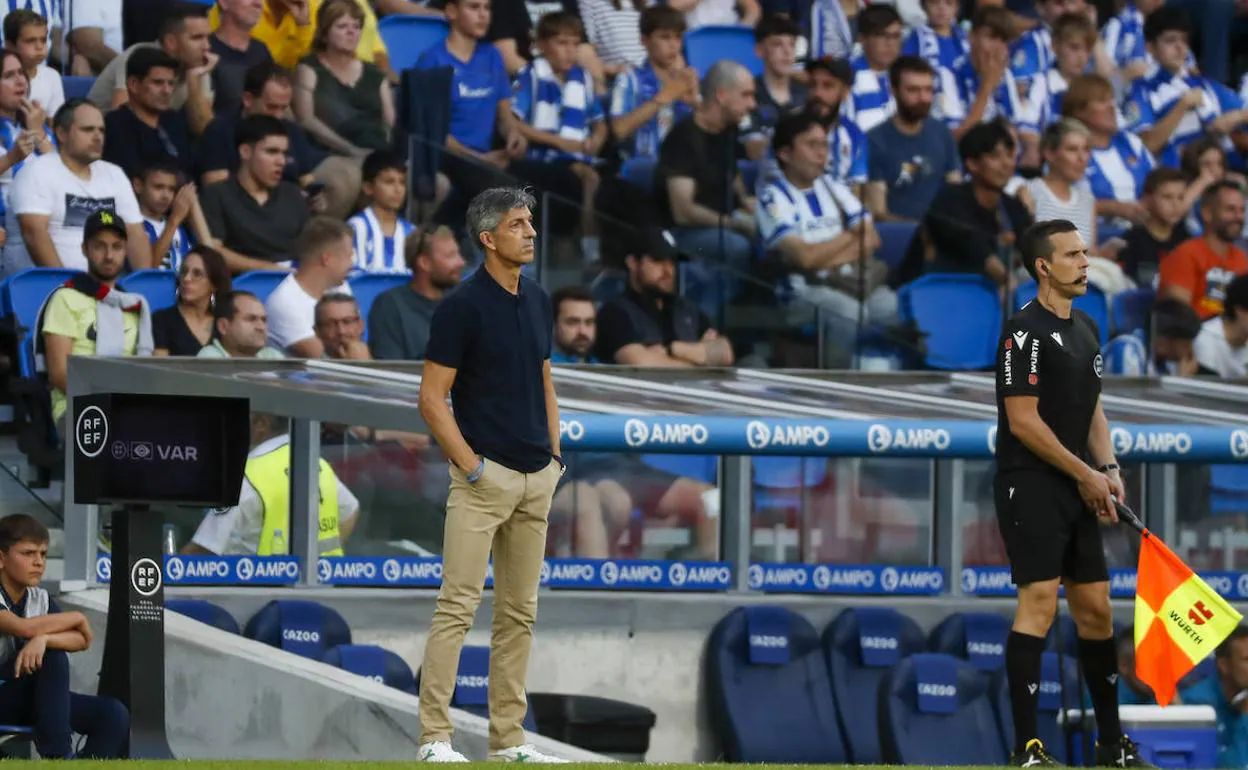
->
[1135, 533, 1244, 706]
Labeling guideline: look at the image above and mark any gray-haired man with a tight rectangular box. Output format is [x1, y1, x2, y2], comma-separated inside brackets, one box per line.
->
[416, 187, 565, 764]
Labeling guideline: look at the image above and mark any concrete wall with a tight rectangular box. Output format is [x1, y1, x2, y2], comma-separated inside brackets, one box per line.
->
[60, 589, 612, 762]
[153, 587, 1149, 763]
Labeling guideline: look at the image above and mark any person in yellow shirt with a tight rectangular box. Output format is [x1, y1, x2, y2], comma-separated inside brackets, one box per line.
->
[210, 0, 392, 79]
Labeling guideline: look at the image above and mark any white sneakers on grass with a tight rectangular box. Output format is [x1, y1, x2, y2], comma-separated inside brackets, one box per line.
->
[416, 741, 569, 763]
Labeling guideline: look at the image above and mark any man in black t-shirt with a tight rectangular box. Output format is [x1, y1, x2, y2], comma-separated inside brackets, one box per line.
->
[994, 219, 1153, 769]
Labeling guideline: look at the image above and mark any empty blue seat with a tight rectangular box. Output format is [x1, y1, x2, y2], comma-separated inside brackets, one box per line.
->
[232, 270, 289, 303]
[119, 269, 178, 312]
[684, 26, 762, 76]
[1103, 333, 1149, 375]
[165, 598, 240, 634]
[378, 16, 450, 72]
[993, 652, 1084, 762]
[1111, 287, 1155, 336]
[639, 454, 717, 484]
[928, 612, 1011, 672]
[752, 457, 828, 512]
[876, 221, 918, 275]
[879, 653, 1010, 765]
[619, 157, 657, 192]
[3, 268, 78, 376]
[415, 645, 538, 731]
[823, 606, 926, 763]
[62, 76, 94, 100]
[706, 606, 848, 762]
[323, 644, 417, 693]
[243, 599, 352, 660]
[898, 274, 1002, 370]
[348, 272, 410, 340]
[1014, 281, 1110, 345]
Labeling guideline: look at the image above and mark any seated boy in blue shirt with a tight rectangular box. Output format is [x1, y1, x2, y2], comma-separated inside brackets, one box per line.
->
[0, 514, 128, 758]
[347, 151, 416, 275]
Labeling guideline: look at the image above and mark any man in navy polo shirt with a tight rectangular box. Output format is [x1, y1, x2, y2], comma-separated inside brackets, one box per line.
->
[416, 187, 565, 764]
[416, 0, 527, 227]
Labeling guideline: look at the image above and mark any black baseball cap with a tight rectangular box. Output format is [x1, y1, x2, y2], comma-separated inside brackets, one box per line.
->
[628, 226, 686, 262]
[83, 209, 127, 241]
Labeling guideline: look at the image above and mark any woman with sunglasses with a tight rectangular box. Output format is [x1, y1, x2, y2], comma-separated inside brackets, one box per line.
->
[152, 245, 231, 356]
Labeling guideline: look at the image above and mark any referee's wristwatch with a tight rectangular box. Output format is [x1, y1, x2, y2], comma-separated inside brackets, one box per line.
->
[465, 457, 486, 484]
[1098, 463, 1120, 474]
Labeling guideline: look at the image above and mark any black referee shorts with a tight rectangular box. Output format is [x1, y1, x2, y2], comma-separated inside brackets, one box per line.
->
[993, 469, 1110, 587]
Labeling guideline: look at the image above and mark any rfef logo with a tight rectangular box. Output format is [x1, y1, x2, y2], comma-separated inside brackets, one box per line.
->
[131, 557, 161, 597]
[76, 406, 108, 458]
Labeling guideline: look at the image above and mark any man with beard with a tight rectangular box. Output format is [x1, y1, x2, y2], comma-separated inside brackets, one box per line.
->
[898, 118, 1033, 287]
[1159, 180, 1248, 321]
[367, 225, 466, 361]
[797, 57, 866, 195]
[39, 210, 154, 428]
[865, 55, 961, 221]
[550, 285, 597, 363]
[102, 47, 194, 180]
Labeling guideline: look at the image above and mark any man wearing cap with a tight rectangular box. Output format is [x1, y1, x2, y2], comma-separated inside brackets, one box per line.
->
[594, 225, 734, 367]
[39, 210, 155, 430]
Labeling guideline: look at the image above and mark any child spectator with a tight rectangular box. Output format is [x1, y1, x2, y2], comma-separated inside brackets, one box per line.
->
[1125, 7, 1246, 168]
[3, 9, 62, 118]
[134, 160, 203, 271]
[847, 4, 903, 133]
[1160, 180, 1248, 321]
[1035, 13, 1097, 128]
[742, 14, 805, 161]
[608, 5, 697, 160]
[511, 10, 607, 260]
[0, 513, 128, 759]
[347, 150, 415, 274]
[901, 0, 968, 74]
[1008, 0, 1096, 98]
[1100, 0, 1189, 86]
[1116, 167, 1190, 287]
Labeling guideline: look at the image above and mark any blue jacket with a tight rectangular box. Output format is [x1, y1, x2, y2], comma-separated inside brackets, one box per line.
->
[1180, 677, 1248, 768]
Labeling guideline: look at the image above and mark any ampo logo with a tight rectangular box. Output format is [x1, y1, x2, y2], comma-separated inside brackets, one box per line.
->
[668, 562, 687, 586]
[880, 567, 900, 592]
[1111, 427, 1133, 455]
[316, 559, 333, 583]
[1237, 573, 1248, 599]
[599, 561, 619, 585]
[539, 560, 551, 584]
[813, 565, 831, 590]
[166, 557, 185, 582]
[746, 420, 771, 450]
[236, 557, 256, 582]
[867, 424, 892, 452]
[1232, 430, 1248, 460]
[747, 564, 764, 589]
[382, 559, 401, 583]
[96, 556, 111, 582]
[560, 419, 585, 441]
[623, 419, 649, 448]
[961, 568, 977, 593]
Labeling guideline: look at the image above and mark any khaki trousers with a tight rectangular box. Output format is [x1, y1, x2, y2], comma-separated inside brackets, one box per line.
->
[418, 457, 560, 750]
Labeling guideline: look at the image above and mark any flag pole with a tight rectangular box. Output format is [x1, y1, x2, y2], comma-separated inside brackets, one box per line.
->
[1116, 501, 1147, 537]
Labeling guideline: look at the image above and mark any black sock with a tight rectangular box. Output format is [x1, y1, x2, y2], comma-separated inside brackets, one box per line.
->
[1078, 635, 1123, 744]
[1006, 630, 1047, 752]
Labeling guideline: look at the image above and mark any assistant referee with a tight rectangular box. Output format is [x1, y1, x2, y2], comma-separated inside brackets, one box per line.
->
[995, 220, 1150, 768]
[415, 188, 566, 764]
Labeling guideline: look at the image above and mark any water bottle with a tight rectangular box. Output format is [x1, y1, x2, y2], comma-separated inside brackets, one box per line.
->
[162, 524, 178, 556]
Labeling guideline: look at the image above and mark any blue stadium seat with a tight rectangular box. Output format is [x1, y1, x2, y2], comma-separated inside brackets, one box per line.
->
[165, 598, 240, 634]
[928, 612, 1011, 673]
[1211, 465, 1248, 514]
[348, 272, 409, 340]
[684, 26, 762, 76]
[119, 269, 178, 312]
[706, 606, 848, 762]
[898, 274, 1002, 370]
[378, 15, 450, 73]
[876, 221, 917, 276]
[3, 268, 77, 376]
[243, 599, 352, 660]
[1014, 281, 1110, 346]
[992, 652, 1084, 763]
[879, 653, 1010, 765]
[1111, 287, 1155, 337]
[640, 454, 717, 484]
[752, 457, 827, 512]
[323, 644, 417, 693]
[62, 76, 94, 100]
[619, 157, 657, 193]
[823, 606, 926, 763]
[232, 270, 289, 303]
[1103, 333, 1149, 375]
[415, 645, 537, 731]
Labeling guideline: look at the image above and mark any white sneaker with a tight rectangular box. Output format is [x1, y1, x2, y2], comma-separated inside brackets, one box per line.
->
[489, 744, 570, 763]
[418, 741, 469, 762]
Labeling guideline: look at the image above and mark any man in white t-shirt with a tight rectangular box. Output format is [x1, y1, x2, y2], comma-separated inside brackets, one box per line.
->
[266, 216, 355, 358]
[2, 99, 150, 275]
[184, 413, 360, 556]
[1194, 273, 1248, 378]
[65, 0, 122, 75]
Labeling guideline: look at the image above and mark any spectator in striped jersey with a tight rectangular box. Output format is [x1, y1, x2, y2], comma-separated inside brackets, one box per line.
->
[348, 150, 414, 274]
[1033, 13, 1097, 129]
[801, 56, 865, 193]
[3, 9, 61, 118]
[900, 0, 967, 74]
[608, 5, 697, 160]
[847, 4, 901, 133]
[133, 160, 208, 271]
[1100, 0, 1166, 84]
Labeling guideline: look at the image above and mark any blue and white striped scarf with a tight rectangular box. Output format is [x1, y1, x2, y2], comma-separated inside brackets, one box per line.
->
[349, 205, 414, 274]
[519, 57, 594, 163]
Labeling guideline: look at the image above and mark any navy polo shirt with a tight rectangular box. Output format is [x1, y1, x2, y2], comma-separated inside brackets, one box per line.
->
[425, 267, 553, 474]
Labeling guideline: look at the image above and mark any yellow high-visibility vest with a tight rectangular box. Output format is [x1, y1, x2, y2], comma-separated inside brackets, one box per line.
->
[246, 443, 344, 556]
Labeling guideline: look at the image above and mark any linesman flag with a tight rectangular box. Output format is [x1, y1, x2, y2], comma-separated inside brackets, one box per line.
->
[1122, 502, 1243, 706]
